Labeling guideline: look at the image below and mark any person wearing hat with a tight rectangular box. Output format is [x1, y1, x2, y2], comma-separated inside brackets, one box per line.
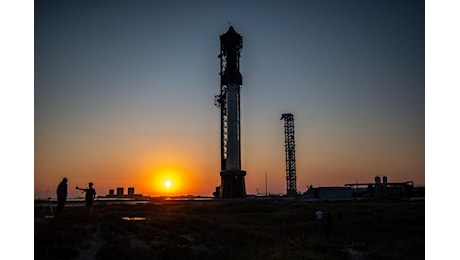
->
[76, 182, 96, 215]
[56, 177, 68, 216]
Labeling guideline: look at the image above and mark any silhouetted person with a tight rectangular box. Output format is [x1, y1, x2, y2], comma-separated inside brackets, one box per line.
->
[337, 209, 343, 222]
[374, 210, 383, 226]
[315, 210, 324, 221]
[56, 178, 68, 216]
[76, 182, 96, 215]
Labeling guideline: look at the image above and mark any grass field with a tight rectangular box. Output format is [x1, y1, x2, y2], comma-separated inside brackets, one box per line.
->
[35, 199, 424, 259]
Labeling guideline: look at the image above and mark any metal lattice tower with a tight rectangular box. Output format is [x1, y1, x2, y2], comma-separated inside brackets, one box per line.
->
[214, 26, 246, 198]
[281, 113, 297, 195]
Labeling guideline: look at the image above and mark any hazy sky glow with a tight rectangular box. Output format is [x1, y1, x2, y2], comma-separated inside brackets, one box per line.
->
[35, 0, 424, 198]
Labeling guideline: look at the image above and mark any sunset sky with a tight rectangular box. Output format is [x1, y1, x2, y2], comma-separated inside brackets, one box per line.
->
[33, 0, 425, 198]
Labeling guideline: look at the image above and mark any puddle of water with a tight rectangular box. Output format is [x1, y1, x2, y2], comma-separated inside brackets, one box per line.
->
[121, 217, 146, 221]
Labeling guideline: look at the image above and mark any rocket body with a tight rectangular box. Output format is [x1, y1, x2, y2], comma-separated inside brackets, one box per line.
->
[216, 26, 246, 198]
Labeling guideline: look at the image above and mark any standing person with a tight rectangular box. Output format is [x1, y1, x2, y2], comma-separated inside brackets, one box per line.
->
[56, 178, 68, 216]
[315, 209, 324, 221]
[76, 182, 96, 215]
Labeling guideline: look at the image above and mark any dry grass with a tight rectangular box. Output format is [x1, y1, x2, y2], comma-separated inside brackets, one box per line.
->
[35, 199, 424, 259]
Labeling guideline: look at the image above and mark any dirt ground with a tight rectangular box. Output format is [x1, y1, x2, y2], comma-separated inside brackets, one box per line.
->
[35, 199, 424, 260]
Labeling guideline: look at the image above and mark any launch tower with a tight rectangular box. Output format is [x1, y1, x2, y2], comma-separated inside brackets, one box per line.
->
[215, 26, 246, 198]
[281, 113, 297, 195]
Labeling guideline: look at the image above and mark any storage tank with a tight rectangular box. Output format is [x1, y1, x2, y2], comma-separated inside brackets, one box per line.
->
[375, 176, 381, 187]
[383, 176, 388, 186]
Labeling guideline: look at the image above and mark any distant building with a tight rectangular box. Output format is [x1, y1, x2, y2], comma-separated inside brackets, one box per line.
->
[301, 187, 353, 200]
[117, 187, 124, 197]
[128, 187, 134, 196]
[344, 176, 415, 199]
[103, 186, 150, 200]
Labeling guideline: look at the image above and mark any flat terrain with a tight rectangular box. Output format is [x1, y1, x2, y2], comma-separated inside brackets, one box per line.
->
[35, 199, 424, 259]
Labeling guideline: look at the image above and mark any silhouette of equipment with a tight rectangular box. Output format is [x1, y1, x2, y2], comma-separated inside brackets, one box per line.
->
[40, 197, 54, 218]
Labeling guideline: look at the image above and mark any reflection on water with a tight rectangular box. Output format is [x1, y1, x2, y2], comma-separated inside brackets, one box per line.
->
[34, 197, 215, 209]
[121, 217, 146, 221]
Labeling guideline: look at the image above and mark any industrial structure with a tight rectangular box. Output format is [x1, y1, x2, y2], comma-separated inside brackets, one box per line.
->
[214, 26, 246, 198]
[344, 176, 415, 199]
[300, 176, 417, 201]
[104, 187, 147, 199]
[281, 113, 297, 195]
[301, 186, 353, 201]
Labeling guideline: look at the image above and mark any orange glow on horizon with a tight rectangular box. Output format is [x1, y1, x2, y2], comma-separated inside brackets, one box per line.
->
[140, 165, 188, 196]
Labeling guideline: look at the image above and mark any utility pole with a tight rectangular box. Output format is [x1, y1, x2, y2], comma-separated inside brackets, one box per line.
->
[265, 172, 268, 196]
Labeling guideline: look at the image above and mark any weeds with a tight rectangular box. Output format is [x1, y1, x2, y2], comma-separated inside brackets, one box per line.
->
[35, 200, 424, 259]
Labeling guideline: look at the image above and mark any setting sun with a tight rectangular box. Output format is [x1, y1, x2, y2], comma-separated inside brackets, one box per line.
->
[142, 165, 189, 196]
